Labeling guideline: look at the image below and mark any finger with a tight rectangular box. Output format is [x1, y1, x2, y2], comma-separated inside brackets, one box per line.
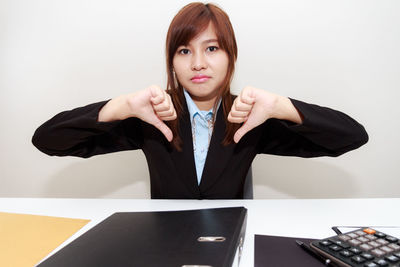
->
[160, 113, 177, 121]
[234, 97, 253, 112]
[228, 111, 247, 123]
[233, 122, 253, 143]
[157, 108, 177, 119]
[150, 86, 165, 105]
[240, 87, 256, 105]
[228, 99, 251, 123]
[154, 90, 176, 113]
[161, 116, 177, 121]
[229, 109, 249, 118]
[151, 117, 174, 142]
[157, 94, 177, 120]
[153, 100, 170, 112]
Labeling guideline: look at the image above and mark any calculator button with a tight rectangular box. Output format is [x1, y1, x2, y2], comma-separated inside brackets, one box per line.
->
[361, 253, 374, 260]
[340, 250, 353, 257]
[374, 259, 389, 266]
[364, 228, 376, 235]
[366, 235, 378, 241]
[350, 247, 363, 254]
[364, 263, 379, 267]
[386, 236, 399, 243]
[350, 239, 363, 246]
[360, 244, 374, 251]
[329, 245, 342, 251]
[334, 240, 350, 249]
[377, 239, 389, 245]
[358, 236, 370, 243]
[380, 246, 394, 253]
[389, 243, 400, 250]
[375, 232, 386, 238]
[369, 241, 381, 248]
[395, 252, 400, 258]
[371, 248, 386, 257]
[352, 255, 366, 263]
[356, 230, 367, 236]
[338, 235, 351, 241]
[319, 240, 332, 246]
[348, 233, 359, 238]
[385, 255, 399, 263]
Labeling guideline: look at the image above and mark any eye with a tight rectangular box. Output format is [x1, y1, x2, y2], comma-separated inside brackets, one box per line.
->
[207, 46, 219, 52]
[178, 48, 190, 55]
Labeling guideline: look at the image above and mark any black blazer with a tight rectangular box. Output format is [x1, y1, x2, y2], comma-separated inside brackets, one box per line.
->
[32, 98, 368, 199]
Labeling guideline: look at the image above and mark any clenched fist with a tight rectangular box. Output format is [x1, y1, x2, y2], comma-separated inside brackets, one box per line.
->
[99, 85, 177, 142]
[228, 86, 303, 143]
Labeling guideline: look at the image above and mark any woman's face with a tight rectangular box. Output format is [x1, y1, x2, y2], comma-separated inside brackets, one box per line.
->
[173, 23, 229, 110]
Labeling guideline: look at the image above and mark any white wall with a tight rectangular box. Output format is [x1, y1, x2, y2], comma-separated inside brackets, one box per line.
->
[1, 0, 399, 198]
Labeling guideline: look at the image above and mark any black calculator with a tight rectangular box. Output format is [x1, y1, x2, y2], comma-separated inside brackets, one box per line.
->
[310, 228, 400, 267]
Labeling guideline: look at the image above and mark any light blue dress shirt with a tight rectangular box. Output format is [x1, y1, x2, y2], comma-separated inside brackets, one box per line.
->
[184, 90, 220, 185]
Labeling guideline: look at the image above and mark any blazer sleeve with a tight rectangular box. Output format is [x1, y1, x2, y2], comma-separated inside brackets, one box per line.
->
[32, 101, 144, 158]
[257, 98, 369, 157]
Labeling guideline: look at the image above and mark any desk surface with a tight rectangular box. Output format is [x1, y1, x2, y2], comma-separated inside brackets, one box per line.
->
[1, 198, 400, 266]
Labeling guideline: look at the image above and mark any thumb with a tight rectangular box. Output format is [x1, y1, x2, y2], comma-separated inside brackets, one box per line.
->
[151, 116, 174, 142]
[233, 121, 254, 143]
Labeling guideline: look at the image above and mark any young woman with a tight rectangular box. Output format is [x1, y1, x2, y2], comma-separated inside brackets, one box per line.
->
[32, 2, 368, 199]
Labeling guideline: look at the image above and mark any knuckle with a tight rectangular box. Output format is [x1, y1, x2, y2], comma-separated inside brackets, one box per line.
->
[234, 99, 241, 110]
[231, 110, 239, 117]
[156, 101, 168, 111]
[235, 101, 247, 111]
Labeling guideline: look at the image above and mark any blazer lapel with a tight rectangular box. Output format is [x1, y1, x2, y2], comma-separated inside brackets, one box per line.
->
[170, 102, 200, 197]
[199, 105, 235, 192]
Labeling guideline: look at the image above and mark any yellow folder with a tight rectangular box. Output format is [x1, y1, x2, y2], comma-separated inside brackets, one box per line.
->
[0, 212, 90, 267]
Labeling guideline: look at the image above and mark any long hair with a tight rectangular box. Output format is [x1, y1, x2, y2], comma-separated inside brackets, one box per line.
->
[165, 2, 239, 150]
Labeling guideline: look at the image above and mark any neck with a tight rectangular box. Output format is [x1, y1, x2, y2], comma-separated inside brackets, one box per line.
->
[190, 92, 219, 111]
[193, 98, 216, 111]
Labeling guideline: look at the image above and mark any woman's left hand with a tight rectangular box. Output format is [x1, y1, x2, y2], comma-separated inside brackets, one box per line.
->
[228, 86, 303, 143]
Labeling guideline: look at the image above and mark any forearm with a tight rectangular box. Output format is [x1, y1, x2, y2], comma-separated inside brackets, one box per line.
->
[272, 95, 304, 124]
[259, 99, 368, 158]
[98, 93, 135, 122]
[32, 101, 140, 157]
[278, 99, 369, 155]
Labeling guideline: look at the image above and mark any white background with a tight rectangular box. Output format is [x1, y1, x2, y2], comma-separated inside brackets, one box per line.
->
[1, 0, 399, 198]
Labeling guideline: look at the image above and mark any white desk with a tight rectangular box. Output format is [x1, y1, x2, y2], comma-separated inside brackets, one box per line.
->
[1, 198, 400, 266]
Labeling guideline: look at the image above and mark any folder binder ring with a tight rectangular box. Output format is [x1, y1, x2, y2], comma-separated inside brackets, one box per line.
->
[197, 236, 226, 242]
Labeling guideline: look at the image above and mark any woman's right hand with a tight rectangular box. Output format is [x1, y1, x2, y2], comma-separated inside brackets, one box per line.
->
[98, 85, 177, 142]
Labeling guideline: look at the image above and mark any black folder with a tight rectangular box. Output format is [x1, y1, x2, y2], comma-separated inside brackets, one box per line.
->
[37, 207, 247, 267]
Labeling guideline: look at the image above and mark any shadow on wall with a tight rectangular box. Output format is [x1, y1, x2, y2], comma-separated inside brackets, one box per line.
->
[253, 156, 356, 199]
[42, 151, 150, 198]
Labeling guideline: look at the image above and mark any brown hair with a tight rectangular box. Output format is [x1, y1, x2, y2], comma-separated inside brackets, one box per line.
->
[165, 2, 239, 150]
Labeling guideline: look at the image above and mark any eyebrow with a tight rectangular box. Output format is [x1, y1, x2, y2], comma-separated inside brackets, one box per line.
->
[202, 38, 219, 44]
[178, 38, 219, 48]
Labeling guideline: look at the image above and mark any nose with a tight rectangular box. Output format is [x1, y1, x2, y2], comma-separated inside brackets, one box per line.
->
[191, 52, 207, 71]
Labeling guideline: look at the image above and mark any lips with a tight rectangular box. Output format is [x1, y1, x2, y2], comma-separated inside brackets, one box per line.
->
[191, 74, 210, 83]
